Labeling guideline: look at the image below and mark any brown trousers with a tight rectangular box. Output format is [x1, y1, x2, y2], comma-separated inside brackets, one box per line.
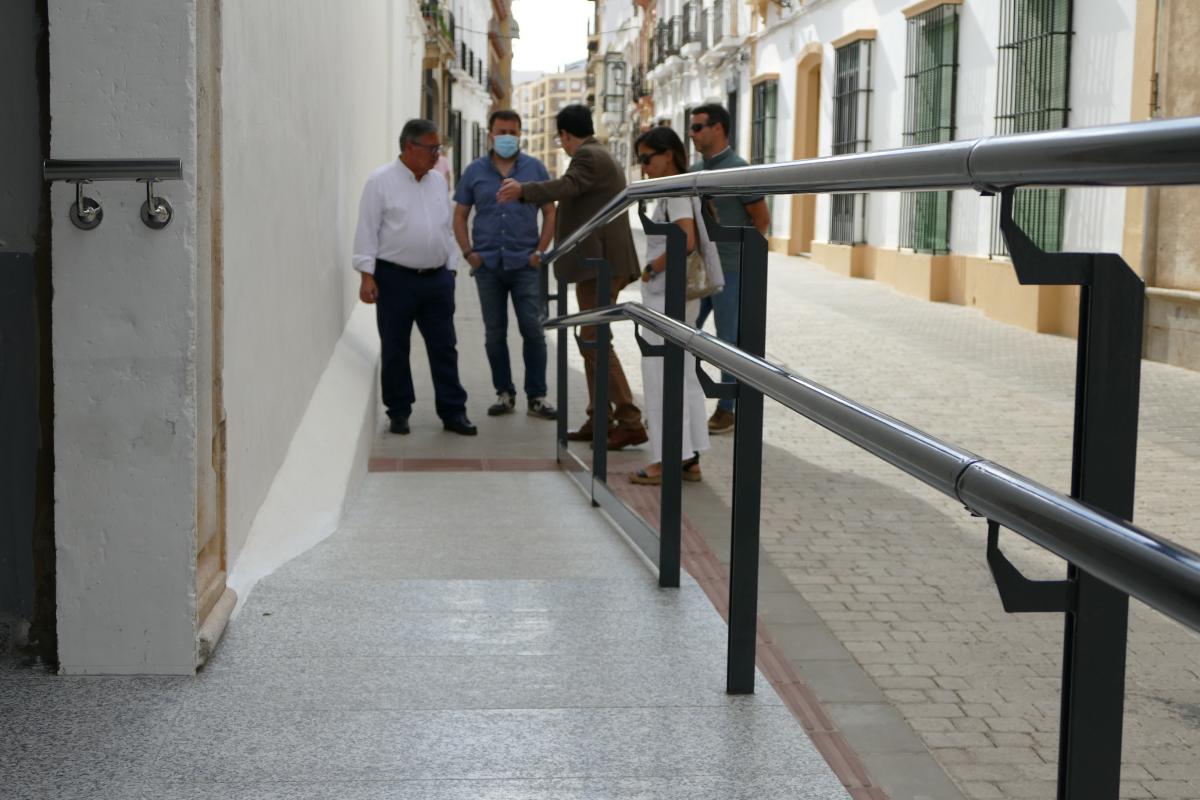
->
[575, 276, 643, 431]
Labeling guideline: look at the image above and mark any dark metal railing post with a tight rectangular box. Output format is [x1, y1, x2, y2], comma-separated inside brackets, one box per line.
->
[999, 190, 1143, 800]
[635, 204, 687, 589]
[585, 258, 613, 492]
[725, 227, 769, 695]
[551, 271, 568, 451]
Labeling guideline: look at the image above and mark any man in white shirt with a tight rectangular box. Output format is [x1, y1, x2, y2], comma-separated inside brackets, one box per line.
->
[354, 119, 476, 436]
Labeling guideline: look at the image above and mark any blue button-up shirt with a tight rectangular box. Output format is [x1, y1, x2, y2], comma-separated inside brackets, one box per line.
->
[454, 152, 550, 270]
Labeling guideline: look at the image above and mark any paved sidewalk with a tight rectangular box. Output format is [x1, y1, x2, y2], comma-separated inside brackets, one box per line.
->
[594, 249, 1200, 800]
[0, 268, 854, 799]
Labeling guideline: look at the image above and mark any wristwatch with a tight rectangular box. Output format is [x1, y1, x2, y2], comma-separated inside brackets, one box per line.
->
[642, 263, 655, 279]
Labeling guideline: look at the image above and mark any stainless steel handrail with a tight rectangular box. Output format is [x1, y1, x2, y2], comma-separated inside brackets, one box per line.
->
[544, 116, 1200, 264]
[544, 302, 1200, 635]
[43, 159, 184, 182]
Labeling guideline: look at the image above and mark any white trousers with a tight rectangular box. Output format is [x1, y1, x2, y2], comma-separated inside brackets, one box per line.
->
[639, 284, 711, 464]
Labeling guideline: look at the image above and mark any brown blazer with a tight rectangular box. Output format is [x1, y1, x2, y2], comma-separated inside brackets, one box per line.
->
[521, 138, 639, 284]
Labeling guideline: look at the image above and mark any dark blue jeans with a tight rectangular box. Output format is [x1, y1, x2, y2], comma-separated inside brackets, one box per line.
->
[474, 265, 548, 399]
[696, 267, 740, 412]
[374, 265, 467, 421]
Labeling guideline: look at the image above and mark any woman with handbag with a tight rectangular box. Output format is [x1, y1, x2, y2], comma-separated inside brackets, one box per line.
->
[629, 126, 723, 485]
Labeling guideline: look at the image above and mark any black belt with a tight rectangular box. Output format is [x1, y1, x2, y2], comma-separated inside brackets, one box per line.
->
[376, 258, 445, 276]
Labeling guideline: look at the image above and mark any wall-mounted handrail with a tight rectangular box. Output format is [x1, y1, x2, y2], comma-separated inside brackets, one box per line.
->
[544, 301, 1200, 636]
[543, 116, 1200, 264]
[43, 159, 184, 182]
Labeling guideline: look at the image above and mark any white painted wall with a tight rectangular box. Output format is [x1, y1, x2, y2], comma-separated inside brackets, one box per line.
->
[49, 0, 200, 674]
[221, 0, 424, 567]
[756, 0, 1137, 255]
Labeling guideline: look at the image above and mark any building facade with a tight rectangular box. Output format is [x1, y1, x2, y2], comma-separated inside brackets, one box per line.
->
[422, 0, 517, 183]
[513, 63, 589, 178]
[586, 0, 1198, 371]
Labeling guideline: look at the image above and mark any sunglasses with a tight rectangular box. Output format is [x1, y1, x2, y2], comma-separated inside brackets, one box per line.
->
[689, 121, 716, 133]
[637, 151, 663, 166]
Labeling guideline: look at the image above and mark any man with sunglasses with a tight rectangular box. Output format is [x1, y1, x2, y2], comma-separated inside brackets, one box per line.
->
[353, 119, 476, 437]
[687, 104, 771, 435]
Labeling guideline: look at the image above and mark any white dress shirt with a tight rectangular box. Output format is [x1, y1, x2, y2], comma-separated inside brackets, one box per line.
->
[353, 159, 459, 275]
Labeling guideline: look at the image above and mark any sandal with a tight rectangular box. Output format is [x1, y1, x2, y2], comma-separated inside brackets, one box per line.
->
[629, 454, 702, 485]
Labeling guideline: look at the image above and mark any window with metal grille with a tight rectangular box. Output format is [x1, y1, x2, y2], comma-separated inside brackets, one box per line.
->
[751, 79, 778, 234]
[991, 0, 1072, 255]
[750, 80, 777, 166]
[603, 54, 626, 117]
[900, 4, 958, 254]
[831, 38, 872, 245]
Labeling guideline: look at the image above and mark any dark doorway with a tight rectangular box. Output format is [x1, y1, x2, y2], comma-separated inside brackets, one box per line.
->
[0, 0, 55, 667]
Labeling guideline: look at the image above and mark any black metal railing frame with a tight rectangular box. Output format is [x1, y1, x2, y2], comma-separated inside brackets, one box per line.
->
[538, 116, 1200, 800]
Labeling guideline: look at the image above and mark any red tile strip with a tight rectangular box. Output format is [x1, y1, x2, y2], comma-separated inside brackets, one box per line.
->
[368, 457, 560, 472]
[608, 479, 890, 799]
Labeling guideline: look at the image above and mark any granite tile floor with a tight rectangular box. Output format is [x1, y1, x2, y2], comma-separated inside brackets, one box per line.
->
[0, 471, 852, 800]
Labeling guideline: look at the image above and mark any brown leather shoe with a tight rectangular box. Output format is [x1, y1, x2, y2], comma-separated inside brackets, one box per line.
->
[607, 426, 649, 451]
[707, 407, 735, 434]
[566, 423, 595, 442]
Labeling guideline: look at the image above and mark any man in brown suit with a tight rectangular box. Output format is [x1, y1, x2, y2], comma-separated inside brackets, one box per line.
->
[497, 104, 647, 450]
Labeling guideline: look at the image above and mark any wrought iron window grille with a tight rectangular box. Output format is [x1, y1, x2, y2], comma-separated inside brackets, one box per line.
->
[900, 4, 959, 254]
[991, 0, 1073, 256]
[831, 38, 872, 245]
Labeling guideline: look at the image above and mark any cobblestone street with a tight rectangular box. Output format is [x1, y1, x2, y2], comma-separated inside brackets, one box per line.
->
[597, 246, 1200, 800]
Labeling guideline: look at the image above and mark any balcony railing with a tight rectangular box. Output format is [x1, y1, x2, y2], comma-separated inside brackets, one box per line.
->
[667, 14, 683, 56]
[538, 115, 1200, 800]
[682, 1, 702, 45]
[420, 0, 454, 45]
[711, 0, 729, 46]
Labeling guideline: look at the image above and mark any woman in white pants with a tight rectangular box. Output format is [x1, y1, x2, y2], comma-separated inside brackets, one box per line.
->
[630, 126, 711, 485]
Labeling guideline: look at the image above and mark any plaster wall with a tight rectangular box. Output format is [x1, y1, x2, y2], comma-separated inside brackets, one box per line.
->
[49, 0, 200, 674]
[220, 0, 424, 566]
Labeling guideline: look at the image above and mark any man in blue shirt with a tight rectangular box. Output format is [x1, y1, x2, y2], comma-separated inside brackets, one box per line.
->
[688, 103, 771, 435]
[454, 110, 558, 419]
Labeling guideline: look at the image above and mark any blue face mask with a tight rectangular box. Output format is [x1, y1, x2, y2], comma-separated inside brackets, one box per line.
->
[493, 134, 520, 159]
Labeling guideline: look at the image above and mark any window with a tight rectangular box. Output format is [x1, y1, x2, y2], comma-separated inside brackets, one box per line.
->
[992, 0, 1071, 254]
[750, 79, 777, 165]
[603, 54, 626, 117]
[900, 4, 959, 254]
[726, 88, 738, 151]
[751, 79, 778, 234]
[831, 38, 872, 245]
[472, 122, 482, 159]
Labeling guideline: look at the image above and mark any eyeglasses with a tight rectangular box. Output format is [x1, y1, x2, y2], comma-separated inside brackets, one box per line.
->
[689, 121, 715, 133]
[637, 152, 663, 166]
[411, 142, 443, 154]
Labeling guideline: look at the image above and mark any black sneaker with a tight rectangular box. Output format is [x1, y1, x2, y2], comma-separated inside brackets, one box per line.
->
[527, 397, 557, 420]
[389, 417, 410, 435]
[487, 391, 516, 416]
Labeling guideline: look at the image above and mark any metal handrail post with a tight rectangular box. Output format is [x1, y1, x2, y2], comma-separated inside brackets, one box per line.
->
[556, 274, 568, 451]
[586, 259, 613, 493]
[637, 204, 687, 589]
[725, 226, 769, 695]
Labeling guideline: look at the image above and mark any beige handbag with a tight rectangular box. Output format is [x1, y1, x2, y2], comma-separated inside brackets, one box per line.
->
[665, 197, 722, 301]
